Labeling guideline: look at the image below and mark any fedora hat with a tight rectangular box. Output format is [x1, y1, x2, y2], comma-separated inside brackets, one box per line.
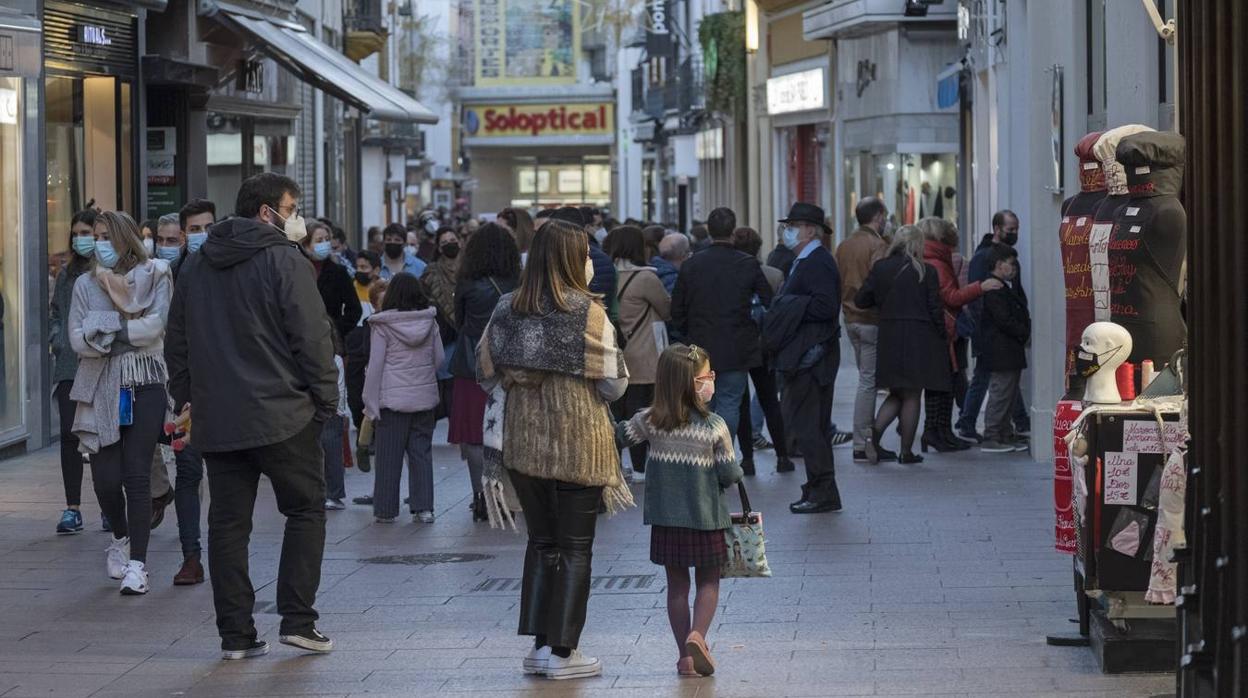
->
[779, 202, 832, 234]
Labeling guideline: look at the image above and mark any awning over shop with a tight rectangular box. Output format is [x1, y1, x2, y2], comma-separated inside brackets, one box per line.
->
[213, 6, 437, 124]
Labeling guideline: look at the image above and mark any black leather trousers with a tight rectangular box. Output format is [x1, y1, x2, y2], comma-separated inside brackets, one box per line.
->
[510, 471, 603, 649]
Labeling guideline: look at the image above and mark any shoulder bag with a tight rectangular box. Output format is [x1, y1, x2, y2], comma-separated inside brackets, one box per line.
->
[721, 481, 772, 578]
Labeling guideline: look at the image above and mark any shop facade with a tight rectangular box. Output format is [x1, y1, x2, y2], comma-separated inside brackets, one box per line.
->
[0, 5, 45, 451]
[766, 61, 833, 227]
[802, 2, 960, 239]
[459, 91, 614, 214]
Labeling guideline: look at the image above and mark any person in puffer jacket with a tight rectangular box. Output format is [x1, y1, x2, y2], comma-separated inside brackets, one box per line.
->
[362, 272, 444, 524]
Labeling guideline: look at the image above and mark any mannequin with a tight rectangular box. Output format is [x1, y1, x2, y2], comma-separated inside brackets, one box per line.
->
[1088, 124, 1155, 323]
[1109, 131, 1187, 367]
[1077, 322, 1134, 404]
[1059, 131, 1108, 395]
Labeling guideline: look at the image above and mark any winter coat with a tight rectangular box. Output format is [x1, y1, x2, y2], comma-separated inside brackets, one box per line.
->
[768, 243, 841, 383]
[836, 226, 888, 325]
[966, 234, 1028, 355]
[671, 242, 775, 372]
[165, 217, 338, 452]
[854, 254, 951, 391]
[766, 244, 797, 279]
[314, 257, 362, 342]
[450, 275, 518, 379]
[649, 255, 679, 294]
[363, 308, 444, 417]
[615, 262, 672, 385]
[50, 260, 90, 384]
[923, 239, 984, 346]
[979, 276, 1031, 372]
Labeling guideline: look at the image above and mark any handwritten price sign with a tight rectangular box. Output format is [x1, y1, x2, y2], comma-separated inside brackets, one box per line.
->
[1103, 451, 1139, 506]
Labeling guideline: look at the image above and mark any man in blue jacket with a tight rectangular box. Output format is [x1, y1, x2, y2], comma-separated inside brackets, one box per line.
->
[771, 203, 844, 514]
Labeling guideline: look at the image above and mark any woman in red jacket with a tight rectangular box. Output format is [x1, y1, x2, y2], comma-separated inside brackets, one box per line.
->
[918, 218, 1003, 452]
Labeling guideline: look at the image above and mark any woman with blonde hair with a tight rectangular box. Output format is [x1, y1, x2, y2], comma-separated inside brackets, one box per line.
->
[68, 210, 174, 594]
[477, 218, 632, 680]
[853, 225, 949, 463]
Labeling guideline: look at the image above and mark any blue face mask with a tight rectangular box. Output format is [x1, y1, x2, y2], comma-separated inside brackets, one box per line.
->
[781, 225, 800, 249]
[312, 241, 333, 261]
[95, 240, 119, 269]
[156, 245, 182, 262]
[187, 231, 209, 253]
[72, 235, 96, 258]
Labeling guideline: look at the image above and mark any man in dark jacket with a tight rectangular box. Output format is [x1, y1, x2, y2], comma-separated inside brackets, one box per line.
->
[766, 240, 797, 279]
[770, 203, 844, 514]
[956, 209, 1031, 441]
[976, 244, 1031, 453]
[545, 206, 618, 316]
[165, 172, 338, 660]
[672, 207, 773, 449]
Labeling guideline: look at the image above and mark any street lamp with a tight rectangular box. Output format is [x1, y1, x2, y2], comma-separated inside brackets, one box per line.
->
[745, 0, 759, 53]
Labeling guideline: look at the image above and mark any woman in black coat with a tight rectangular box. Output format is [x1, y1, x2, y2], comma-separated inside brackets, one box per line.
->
[447, 223, 520, 521]
[854, 225, 949, 464]
[303, 221, 363, 341]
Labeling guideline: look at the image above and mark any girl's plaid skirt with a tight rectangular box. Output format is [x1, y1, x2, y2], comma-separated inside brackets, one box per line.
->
[650, 525, 728, 568]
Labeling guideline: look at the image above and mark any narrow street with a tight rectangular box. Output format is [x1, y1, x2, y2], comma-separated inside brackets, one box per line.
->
[0, 351, 1171, 697]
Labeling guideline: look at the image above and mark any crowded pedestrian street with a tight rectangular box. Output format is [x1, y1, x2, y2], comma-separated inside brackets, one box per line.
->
[0, 349, 1171, 697]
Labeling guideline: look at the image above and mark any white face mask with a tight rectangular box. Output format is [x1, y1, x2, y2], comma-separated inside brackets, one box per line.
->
[584, 258, 595, 285]
[271, 207, 307, 243]
[142, 238, 154, 256]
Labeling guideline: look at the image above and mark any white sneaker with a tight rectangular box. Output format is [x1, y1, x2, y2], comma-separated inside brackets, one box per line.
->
[119, 560, 149, 595]
[106, 537, 130, 579]
[414, 510, 435, 524]
[523, 645, 552, 675]
[545, 649, 602, 680]
[324, 498, 345, 511]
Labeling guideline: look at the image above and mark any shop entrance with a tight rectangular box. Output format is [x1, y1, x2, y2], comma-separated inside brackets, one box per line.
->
[510, 156, 611, 209]
[206, 113, 295, 215]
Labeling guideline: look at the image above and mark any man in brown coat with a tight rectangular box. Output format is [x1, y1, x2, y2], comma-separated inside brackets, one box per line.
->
[835, 197, 897, 463]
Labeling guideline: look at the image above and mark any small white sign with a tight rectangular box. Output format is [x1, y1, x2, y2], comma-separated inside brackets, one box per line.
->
[1130, 225, 1142, 233]
[1135, 166, 1151, 175]
[1076, 217, 1087, 226]
[1122, 420, 1183, 454]
[1082, 162, 1099, 170]
[0, 88, 16, 125]
[766, 68, 826, 115]
[1125, 207, 1141, 216]
[1104, 451, 1139, 506]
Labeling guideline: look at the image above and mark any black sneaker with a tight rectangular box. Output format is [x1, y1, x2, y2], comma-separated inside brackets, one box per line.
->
[740, 457, 756, 476]
[831, 431, 853, 447]
[776, 457, 795, 473]
[279, 628, 333, 653]
[222, 640, 269, 660]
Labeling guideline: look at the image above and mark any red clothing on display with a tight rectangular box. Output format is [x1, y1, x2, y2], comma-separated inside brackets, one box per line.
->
[1059, 132, 1108, 382]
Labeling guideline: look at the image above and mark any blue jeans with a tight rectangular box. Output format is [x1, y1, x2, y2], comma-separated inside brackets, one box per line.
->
[709, 370, 749, 446]
[956, 361, 1029, 433]
[174, 444, 204, 556]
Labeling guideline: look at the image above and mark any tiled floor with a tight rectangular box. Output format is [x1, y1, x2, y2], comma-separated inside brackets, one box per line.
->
[0, 367, 1175, 696]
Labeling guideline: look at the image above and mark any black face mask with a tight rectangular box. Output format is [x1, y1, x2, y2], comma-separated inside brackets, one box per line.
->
[354, 271, 373, 286]
[384, 243, 404, 259]
[1001, 232, 1019, 246]
[441, 243, 460, 259]
[1074, 344, 1123, 378]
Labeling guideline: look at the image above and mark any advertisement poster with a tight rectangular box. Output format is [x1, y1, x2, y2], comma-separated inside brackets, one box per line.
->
[475, 0, 579, 85]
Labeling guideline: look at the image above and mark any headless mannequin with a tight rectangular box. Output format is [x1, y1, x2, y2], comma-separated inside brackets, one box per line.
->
[1109, 131, 1187, 367]
[1079, 322, 1134, 404]
[1059, 131, 1108, 396]
[1088, 124, 1155, 324]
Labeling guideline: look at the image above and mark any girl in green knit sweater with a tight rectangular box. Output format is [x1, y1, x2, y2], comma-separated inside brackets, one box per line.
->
[617, 344, 743, 677]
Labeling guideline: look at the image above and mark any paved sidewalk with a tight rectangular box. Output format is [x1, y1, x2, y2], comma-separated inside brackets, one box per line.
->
[0, 375, 1173, 696]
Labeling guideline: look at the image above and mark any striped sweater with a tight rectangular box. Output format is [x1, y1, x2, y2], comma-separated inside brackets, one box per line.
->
[617, 408, 743, 530]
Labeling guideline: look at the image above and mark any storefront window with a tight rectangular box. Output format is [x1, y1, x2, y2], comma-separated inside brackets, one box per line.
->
[511, 156, 610, 209]
[844, 151, 958, 232]
[0, 77, 25, 434]
[207, 113, 296, 211]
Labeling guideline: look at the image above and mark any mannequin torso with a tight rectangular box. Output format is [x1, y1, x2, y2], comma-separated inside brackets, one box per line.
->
[1060, 131, 1108, 394]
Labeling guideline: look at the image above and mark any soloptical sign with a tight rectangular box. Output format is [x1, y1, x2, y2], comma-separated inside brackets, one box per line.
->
[463, 103, 613, 138]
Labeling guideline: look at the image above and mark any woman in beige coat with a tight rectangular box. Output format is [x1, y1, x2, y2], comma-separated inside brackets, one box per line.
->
[608, 225, 672, 478]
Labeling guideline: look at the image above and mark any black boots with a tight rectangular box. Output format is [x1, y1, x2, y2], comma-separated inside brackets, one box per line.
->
[470, 492, 488, 522]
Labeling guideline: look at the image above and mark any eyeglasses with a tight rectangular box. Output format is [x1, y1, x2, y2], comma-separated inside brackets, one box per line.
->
[694, 370, 716, 385]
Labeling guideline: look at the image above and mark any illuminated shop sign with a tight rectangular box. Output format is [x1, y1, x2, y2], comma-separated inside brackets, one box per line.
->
[463, 103, 613, 138]
[766, 67, 826, 115]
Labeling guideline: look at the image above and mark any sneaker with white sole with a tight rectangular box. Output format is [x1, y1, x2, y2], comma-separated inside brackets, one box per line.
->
[119, 560, 149, 595]
[545, 649, 602, 680]
[279, 627, 333, 653]
[980, 440, 1014, 453]
[523, 645, 551, 675]
[106, 537, 130, 579]
[414, 510, 435, 524]
[222, 640, 269, 660]
[324, 498, 345, 511]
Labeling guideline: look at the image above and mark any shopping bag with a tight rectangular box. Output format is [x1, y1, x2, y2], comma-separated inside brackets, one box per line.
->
[721, 481, 772, 578]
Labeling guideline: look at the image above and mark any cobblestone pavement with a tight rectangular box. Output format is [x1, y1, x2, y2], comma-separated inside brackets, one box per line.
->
[0, 365, 1173, 697]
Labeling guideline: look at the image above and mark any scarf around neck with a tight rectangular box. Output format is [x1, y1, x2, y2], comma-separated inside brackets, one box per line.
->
[95, 260, 168, 319]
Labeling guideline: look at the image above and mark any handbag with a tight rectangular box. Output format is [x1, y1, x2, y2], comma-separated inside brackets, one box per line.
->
[721, 481, 772, 578]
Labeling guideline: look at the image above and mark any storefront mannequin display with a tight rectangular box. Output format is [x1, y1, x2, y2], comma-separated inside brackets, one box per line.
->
[1088, 124, 1155, 323]
[1059, 131, 1108, 395]
[1109, 131, 1187, 368]
[1076, 322, 1133, 404]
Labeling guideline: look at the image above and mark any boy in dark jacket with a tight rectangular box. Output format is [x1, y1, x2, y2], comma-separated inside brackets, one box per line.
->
[978, 244, 1030, 453]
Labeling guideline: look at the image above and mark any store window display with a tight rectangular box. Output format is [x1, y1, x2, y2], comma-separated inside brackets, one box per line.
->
[1109, 131, 1187, 369]
[1058, 131, 1108, 394]
[1075, 322, 1133, 404]
[843, 153, 957, 235]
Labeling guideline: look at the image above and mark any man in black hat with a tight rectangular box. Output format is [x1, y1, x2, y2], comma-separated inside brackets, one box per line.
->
[771, 202, 844, 513]
[671, 207, 774, 463]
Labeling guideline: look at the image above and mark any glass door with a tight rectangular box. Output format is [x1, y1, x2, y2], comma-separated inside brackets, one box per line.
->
[0, 77, 26, 435]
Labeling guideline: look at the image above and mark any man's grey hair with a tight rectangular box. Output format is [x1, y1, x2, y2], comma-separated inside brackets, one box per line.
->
[659, 233, 690, 261]
[157, 213, 181, 230]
